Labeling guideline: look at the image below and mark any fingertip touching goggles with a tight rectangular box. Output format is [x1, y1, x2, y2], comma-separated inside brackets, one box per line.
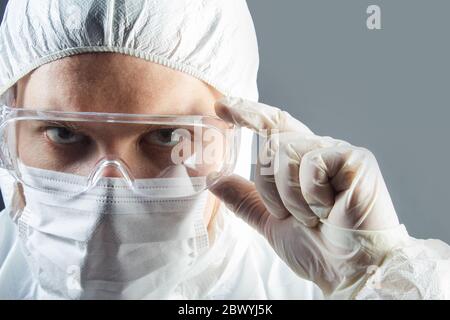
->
[0, 105, 240, 198]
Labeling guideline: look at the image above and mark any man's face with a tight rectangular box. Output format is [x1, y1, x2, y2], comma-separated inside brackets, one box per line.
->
[13, 53, 224, 226]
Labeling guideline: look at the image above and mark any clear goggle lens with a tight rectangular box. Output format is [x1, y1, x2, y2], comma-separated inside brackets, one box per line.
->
[0, 108, 240, 198]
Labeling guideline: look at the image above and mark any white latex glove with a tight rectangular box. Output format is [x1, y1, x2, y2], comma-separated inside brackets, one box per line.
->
[210, 97, 411, 298]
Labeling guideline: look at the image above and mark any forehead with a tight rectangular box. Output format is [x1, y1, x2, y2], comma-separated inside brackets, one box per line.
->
[15, 53, 222, 116]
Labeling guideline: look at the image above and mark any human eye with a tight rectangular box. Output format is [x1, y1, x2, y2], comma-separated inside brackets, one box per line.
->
[143, 128, 191, 147]
[45, 126, 87, 145]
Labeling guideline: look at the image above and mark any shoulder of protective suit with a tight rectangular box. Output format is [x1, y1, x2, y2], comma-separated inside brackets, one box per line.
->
[0, 208, 16, 261]
[220, 209, 322, 299]
[0, 208, 37, 299]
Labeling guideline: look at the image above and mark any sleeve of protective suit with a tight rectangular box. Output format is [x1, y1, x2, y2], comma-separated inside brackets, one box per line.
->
[211, 96, 450, 300]
[355, 236, 450, 299]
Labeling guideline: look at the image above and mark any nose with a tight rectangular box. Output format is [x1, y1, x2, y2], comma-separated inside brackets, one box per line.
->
[95, 140, 158, 178]
[101, 166, 127, 178]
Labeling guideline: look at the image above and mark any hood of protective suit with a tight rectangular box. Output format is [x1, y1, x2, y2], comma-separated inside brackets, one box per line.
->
[0, 0, 259, 206]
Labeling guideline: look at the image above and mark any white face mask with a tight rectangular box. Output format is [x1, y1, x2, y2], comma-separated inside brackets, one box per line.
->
[12, 165, 210, 299]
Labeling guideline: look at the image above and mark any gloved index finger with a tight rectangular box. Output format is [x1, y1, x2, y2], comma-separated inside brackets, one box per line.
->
[215, 96, 314, 136]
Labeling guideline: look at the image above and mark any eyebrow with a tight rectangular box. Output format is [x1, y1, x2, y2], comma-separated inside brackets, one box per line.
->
[39, 120, 197, 133]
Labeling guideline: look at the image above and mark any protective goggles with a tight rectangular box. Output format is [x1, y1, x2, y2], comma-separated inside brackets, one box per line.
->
[0, 106, 240, 198]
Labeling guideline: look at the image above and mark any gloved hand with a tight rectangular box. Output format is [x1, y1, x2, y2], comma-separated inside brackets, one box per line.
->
[210, 96, 410, 298]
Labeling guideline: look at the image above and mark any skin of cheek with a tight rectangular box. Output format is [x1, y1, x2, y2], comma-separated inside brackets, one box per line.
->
[13, 53, 226, 233]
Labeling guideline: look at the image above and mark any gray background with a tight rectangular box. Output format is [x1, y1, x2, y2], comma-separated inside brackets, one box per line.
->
[1, 1, 449, 243]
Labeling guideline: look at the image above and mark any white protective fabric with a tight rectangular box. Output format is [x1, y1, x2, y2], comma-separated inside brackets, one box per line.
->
[0, 0, 259, 102]
[0, 0, 322, 299]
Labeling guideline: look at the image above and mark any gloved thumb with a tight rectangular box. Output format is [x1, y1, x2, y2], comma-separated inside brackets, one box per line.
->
[209, 174, 271, 234]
